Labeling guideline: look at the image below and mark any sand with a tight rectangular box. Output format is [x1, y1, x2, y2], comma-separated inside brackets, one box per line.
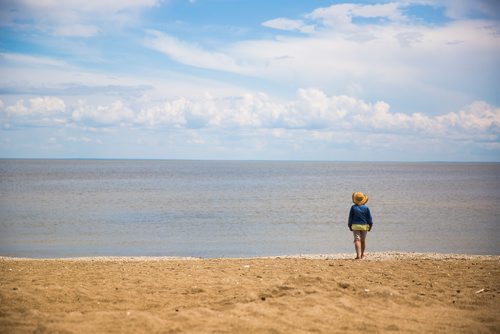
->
[1, 252, 499, 333]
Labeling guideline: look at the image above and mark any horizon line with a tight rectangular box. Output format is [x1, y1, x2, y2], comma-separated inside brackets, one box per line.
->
[0, 157, 499, 164]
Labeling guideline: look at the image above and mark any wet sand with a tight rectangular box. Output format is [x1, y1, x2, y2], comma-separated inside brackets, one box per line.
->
[1, 252, 499, 333]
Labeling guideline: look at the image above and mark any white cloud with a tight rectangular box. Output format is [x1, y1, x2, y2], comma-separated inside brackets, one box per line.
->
[0, 52, 69, 68]
[437, 101, 500, 131]
[306, 3, 407, 30]
[1, 0, 159, 37]
[16, 0, 158, 12]
[1, 96, 67, 127]
[1, 91, 498, 160]
[395, 31, 423, 48]
[66, 136, 101, 144]
[72, 100, 134, 125]
[262, 18, 315, 33]
[136, 98, 189, 127]
[5, 97, 66, 116]
[0, 50, 254, 108]
[3, 91, 498, 140]
[145, 30, 243, 73]
[135, 92, 282, 128]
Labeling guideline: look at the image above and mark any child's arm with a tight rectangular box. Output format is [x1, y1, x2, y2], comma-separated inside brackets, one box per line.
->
[367, 207, 373, 231]
[348, 206, 354, 231]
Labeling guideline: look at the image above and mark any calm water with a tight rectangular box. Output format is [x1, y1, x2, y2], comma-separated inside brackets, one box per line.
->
[0, 160, 499, 258]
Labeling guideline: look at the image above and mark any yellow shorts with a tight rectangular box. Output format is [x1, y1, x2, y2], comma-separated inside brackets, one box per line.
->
[351, 224, 370, 231]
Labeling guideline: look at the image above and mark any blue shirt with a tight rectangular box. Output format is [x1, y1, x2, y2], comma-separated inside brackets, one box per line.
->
[348, 204, 373, 227]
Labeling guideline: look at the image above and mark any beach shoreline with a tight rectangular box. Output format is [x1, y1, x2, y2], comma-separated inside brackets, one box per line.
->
[1, 252, 499, 333]
[2, 251, 499, 262]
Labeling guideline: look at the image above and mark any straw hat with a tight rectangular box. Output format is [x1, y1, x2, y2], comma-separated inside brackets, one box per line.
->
[352, 192, 368, 205]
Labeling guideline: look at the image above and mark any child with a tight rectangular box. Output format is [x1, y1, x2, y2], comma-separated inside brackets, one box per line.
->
[348, 192, 373, 260]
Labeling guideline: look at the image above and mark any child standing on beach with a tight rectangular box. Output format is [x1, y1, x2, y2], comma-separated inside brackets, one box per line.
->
[348, 192, 373, 260]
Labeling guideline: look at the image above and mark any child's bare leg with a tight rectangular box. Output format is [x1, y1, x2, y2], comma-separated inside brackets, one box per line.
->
[359, 231, 368, 259]
[354, 240, 361, 259]
[360, 239, 366, 259]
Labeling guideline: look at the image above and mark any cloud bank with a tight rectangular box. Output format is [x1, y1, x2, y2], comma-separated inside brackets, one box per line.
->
[2, 90, 498, 139]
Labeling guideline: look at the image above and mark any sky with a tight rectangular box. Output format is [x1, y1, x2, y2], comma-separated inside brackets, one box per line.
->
[0, 0, 499, 161]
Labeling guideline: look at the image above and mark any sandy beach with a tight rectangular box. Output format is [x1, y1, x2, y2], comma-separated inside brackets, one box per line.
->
[1, 252, 499, 333]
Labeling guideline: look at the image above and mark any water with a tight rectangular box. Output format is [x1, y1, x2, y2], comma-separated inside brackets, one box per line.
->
[0, 160, 499, 258]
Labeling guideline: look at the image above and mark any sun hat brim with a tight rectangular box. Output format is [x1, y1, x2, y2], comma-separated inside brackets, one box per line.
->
[352, 192, 368, 205]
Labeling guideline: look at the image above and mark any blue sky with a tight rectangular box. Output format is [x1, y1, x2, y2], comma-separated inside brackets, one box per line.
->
[0, 0, 499, 161]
